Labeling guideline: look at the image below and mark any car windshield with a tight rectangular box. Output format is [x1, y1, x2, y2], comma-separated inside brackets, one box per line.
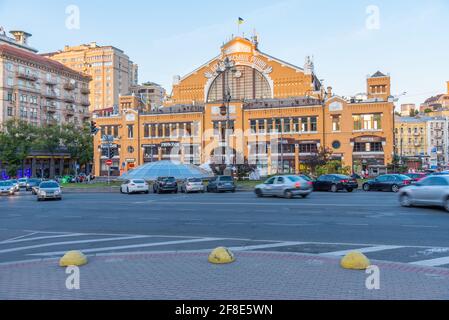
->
[0, 182, 13, 187]
[335, 175, 350, 180]
[220, 176, 233, 182]
[161, 177, 175, 182]
[300, 175, 312, 181]
[29, 179, 41, 183]
[19, 178, 27, 182]
[398, 175, 412, 180]
[188, 178, 202, 182]
[133, 180, 146, 184]
[40, 182, 59, 188]
[9, 180, 17, 183]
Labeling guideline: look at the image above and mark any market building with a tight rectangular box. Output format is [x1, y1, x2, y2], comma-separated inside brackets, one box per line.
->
[93, 36, 395, 177]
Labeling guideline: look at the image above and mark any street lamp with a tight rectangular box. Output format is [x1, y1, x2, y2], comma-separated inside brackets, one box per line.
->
[216, 57, 237, 171]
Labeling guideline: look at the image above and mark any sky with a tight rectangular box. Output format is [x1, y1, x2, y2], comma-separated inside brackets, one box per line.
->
[0, 0, 448, 106]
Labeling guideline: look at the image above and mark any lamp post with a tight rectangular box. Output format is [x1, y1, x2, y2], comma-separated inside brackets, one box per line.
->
[217, 57, 237, 172]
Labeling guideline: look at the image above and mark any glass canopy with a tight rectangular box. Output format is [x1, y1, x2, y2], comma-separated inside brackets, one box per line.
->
[119, 161, 213, 181]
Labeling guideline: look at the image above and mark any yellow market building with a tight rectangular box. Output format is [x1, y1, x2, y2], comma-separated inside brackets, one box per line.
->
[93, 36, 394, 177]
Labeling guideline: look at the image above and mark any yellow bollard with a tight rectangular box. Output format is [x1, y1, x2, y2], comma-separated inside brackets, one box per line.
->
[59, 251, 88, 267]
[208, 247, 235, 264]
[341, 251, 371, 270]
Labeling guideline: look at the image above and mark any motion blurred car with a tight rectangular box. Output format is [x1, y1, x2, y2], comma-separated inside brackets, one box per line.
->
[313, 174, 358, 193]
[362, 174, 412, 193]
[26, 178, 43, 192]
[207, 176, 236, 193]
[404, 173, 428, 183]
[8, 179, 20, 192]
[153, 177, 178, 194]
[255, 175, 313, 199]
[37, 181, 62, 201]
[399, 176, 449, 212]
[0, 181, 16, 196]
[18, 178, 28, 189]
[120, 179, 149, 194]
[180, 178, 205, 193]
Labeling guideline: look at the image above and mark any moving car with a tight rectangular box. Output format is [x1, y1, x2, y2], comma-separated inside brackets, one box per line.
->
[26, 178, 43, 192]
[180, 178, 205, 193]
[37, 181, 62, 201]
[153, 177, 178, 194]
[399, 176, 449, 212]
[18, 178, 28, 189]
[313, 174, 358, 193]
[120, 179, 149, 194]
[0, 181, 16, 196]
[8, 179, 20, 192]
[207, 176, 236, 193]
[255, 175, 313, 199]
[362, 174, 412, 193]
[404, 173, 427, 183]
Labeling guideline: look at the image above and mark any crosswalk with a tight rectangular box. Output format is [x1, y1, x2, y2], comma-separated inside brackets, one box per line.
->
[1, 230, 449, 269]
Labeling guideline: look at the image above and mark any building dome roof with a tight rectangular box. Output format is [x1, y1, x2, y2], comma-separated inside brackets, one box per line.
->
[119, 161, 213, 181]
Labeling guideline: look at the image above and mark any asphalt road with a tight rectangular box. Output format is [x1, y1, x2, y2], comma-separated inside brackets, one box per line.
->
[1, 189, 449, 268]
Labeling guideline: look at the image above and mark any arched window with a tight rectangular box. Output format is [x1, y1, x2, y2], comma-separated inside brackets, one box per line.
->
[207, 65, 271, 103]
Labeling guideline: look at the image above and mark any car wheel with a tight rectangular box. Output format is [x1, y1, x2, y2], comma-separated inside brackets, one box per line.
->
[330, 184, 338, 193]
[444, 198, 449, 212]
[145, 190, 149, 194]
[284, 190, 293, 199]
[174, 189, 178, 194]
[391, 185, 400, 193]
[347, 188, 353, 193]
[127, 188, 130, 195]
[300, 194, 309, 199]
[120, 187, 124, 194]
[255, 189, 263, 198]
[363, 184, 370, 192]
[400, 194, 412, 207]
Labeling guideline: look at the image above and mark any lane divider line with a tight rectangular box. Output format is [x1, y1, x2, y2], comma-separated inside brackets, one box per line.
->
[322, 245, 405, 257]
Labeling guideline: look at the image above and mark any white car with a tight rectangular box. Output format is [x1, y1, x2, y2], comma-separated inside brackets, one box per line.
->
[0, 181, 16, 196]
[180, 178, 205, 193]
[120, 179, 149, 194]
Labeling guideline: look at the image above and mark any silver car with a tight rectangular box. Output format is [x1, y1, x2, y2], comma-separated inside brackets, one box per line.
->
[0, 181, 16, 196]
[37, 181, 62, 201]
[180, 178, 205, 193]
[255, 175, 313, 199]
[399, 176, 449, 211]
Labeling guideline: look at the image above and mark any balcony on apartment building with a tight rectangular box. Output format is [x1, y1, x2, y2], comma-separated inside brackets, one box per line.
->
[65, 105, 75, 117]
[16, 71, 38, 82]
[63, 95, 75, 103]
[44, 91, 58, 99]
[81, 99, 91, 107]
[46, 117, 58, 125]
[45, 78, 58, 86]
[81, 87, 91, 95]
[63, 82, 76, 91]
[44, 104, 57, 113]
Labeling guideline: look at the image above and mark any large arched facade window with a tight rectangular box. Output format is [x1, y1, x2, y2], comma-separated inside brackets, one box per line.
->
[206, 65, 272, 103]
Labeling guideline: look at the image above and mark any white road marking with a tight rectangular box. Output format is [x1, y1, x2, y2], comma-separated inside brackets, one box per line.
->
[29, 237, 223, 257]
[0, 235, 150, 254]
[0, 233, 84, 245]
[410, 256, 449, 267]
[0, 232, 38, 243]
[323, 245, 404, 257]
[401, 225, 438, 229]
[337, 223, 369, 226]
[145, 201, 394, 207]
[263, 223, 317, 227]
[228, 242, 306, 252]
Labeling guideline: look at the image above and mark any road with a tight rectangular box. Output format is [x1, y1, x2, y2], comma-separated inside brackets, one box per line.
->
[1, 190, 449, 268]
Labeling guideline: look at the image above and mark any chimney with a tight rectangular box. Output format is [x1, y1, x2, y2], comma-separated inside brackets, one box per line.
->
[9, 30, 32, 45]
[327, 86, 333, 97]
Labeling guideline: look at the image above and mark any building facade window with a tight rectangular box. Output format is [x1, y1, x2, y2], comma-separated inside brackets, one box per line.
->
[353, 114, 382, 131]
[332, 115, 341, 132]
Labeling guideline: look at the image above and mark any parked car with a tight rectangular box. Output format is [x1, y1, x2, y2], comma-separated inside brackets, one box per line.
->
[255, 175, 313, 199]
[36, 181, 62, 201]
[207, 176, 236, 193]
[298, 174, 314, 182]
[120, 179, 149, 194]
[180, 178, 205, 193]
[313, 174, 358, 193]
[399, 176, 449, 212]
[0, 181, 16, 196]
[362, 174, 412, 193]
[404, 173, 428, 183]
[26, 178, 43, 192]
[18, 178, 28, 189]
[153, 177, 178, 194]
[8, 179, 20, 192]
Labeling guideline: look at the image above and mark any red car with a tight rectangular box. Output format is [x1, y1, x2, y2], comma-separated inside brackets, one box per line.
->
[404, 173, 427, 183]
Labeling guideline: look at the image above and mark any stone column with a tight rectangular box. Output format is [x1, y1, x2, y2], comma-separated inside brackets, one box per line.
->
[295, 144, 300, 174]
[59, 158, 65, 176]
[267, 145, 272, 176]
[158, 147, 162, 161]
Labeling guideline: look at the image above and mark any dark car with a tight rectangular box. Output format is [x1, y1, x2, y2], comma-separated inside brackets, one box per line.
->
[313, 174, 358, 193]
[362, 174, 412, 193]
[153, 177, 178, 194]
[26, 178, 43, 192]
[207, 176, 236, 193]
[404, 173, 427, 183]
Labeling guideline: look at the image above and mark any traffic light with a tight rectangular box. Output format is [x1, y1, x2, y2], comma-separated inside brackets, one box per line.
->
[90, 121, 99, 136]
[108, 148, 115, 160]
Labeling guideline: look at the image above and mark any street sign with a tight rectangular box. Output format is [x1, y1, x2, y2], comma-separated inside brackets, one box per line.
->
[106, 160, 113, 166]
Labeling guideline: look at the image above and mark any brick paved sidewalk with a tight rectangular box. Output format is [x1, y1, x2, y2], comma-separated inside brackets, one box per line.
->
[1, 251, 448, 300]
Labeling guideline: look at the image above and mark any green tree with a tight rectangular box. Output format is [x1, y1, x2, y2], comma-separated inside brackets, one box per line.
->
[424, 108, 433, 114]
[61, 123, 93, 174]
[302, 147, 333, 175]
[0, 120, 38, 177]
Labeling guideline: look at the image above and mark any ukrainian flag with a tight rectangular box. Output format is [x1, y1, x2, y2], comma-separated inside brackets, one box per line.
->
[238, 17, 244, 25]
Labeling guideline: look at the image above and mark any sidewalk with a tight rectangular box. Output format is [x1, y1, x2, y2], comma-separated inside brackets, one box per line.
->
[1, 251, 448, 300]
